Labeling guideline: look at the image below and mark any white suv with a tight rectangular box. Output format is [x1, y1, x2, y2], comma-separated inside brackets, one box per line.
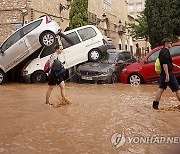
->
[0, 15, 60, 84]
[62, 25, 107, 67]
[21, 25, 107, 83]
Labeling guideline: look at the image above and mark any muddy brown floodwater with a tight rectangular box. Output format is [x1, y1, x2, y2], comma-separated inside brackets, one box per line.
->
[0, 82, 180, 154]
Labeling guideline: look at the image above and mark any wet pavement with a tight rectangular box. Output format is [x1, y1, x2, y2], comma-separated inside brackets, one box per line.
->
[0, 82, 179, 154]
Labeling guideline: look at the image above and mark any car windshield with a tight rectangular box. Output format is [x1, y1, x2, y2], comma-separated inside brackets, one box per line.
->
[100, 52, 122, 63]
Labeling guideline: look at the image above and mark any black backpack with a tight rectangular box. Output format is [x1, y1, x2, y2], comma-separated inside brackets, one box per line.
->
[51, 59, 63, 72]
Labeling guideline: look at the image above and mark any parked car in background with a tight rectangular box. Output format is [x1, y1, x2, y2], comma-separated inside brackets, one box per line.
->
[77, 49, 135, 84]
[103, 35, 116, 49]
[0, 15, 60, 84]
[120, 42, 180, 85]
[21, 25, 107, 83]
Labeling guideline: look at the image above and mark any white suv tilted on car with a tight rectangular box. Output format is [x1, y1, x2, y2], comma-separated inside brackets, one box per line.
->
[0, 15, 60, 84]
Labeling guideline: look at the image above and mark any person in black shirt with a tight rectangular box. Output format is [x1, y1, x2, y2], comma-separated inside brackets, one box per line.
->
[153, 38, 180, 110]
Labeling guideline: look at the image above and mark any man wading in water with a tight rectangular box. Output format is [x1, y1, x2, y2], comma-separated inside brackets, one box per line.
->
[46, 45, 69, 107]
[153, 38, 180, 110]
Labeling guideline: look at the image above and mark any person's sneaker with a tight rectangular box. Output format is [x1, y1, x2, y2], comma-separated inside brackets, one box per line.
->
[153, 101, 159, 110]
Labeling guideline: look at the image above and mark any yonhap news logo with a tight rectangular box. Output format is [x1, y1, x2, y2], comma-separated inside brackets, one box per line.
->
[111, 132, 126, 148]
[111, 132, 180, 148]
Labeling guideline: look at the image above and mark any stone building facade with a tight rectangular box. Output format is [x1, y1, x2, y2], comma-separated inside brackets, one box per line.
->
[88, 0, 133, 51]
[0, 0, 29, 43]
[127, 0, 145, 17]
[127, 0, 150, 56]
[0, 0, 138, 53]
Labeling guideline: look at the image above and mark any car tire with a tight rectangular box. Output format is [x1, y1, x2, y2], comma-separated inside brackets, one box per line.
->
[88, 49, 102, 62]
[31, 71, 47, 83]
[39, 31, 56, 47]
[0, 70, 5, 84]
[110, 73, 118, 84]
[128, 74, 143, 85]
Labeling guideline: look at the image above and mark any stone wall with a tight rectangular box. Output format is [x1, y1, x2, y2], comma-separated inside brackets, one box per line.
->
[29, 0, 70, 31]
[0, 0, 27, 9]
[0, 0, 28, 43]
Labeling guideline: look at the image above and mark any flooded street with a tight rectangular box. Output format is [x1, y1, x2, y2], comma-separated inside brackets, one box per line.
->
[0, 82, 179, 154]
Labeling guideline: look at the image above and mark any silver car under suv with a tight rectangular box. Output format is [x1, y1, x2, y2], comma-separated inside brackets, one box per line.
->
[77, 49, 136, 84]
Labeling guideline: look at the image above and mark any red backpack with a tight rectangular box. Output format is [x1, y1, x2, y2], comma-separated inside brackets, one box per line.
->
[44, 59, 51, 73]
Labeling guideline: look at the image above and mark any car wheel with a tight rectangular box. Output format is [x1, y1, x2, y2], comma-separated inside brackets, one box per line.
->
[40, 31, 56, 47]
[111, 73, 118, 84]
[31, 71, 47, 83]
[128, 74, 143, 85]
[88, 49, 102, 62]
[0, 70, 5, 84]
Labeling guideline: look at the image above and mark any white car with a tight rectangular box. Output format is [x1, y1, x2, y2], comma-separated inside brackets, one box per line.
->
[61, 25, 107, 67]
[0, 15, 60, 84]
[21, 46, 64, 83]
[22, 25, 107, 83]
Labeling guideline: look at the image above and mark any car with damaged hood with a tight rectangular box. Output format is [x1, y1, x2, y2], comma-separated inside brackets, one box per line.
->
[0, 15, 60, 84]
[77, 49, 136, 84]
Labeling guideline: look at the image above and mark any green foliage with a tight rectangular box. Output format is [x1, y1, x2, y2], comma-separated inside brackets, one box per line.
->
[69, 0, 89, 29]
[128, 13, 149, 41]
[170, 0, 180, 37]
[144, 0, 177, 48]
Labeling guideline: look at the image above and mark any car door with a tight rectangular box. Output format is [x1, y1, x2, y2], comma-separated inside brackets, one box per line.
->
[115, 52, 126, 75]
[141, 49, 161, 82]
[61, 31, 82, 68]
[124, 51, 134, 63]
[170, 45, 180, 77]
[39, 46, 55, 69]
[77, 27, 98, 55]
[0, 29, 28, 72]
[22, 19, 43, 53]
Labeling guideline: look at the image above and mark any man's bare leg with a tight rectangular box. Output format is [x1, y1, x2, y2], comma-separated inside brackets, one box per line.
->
[59, 81, 70, 105]
[155, 88, 165, 102]
[46, 86, 54, 104]
[153, 88, 165, 110]
[59, 81, 65, 99]
[175, 90, 180, 101]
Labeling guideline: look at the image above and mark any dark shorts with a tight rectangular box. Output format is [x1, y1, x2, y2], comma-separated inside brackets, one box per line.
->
[48, 73, 64, 86]
[159, 72, 179, 92]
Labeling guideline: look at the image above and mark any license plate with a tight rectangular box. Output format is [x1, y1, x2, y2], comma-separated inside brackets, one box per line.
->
[81, 76, 92, 80]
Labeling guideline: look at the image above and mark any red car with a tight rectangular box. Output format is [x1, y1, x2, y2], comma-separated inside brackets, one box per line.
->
[120, 42, 180, 85]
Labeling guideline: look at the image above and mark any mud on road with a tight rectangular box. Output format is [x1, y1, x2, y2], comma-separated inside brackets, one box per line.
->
[0, 83, 180, 154]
